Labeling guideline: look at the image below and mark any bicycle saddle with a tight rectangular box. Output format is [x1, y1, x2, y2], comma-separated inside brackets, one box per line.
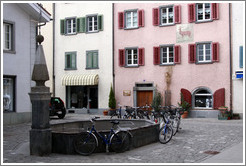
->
[110, 120, 119, 125]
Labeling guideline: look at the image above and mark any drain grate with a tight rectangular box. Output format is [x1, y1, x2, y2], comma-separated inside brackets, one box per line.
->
[203, 150, 220, 155]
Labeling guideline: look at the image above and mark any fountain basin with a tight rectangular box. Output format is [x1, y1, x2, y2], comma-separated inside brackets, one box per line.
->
[51, 119, 159, 154]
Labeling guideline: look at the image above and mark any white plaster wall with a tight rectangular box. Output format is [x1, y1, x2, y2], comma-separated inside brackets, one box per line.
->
[3, 3, 34, 113]
[54, 3, 113, 109]
[232, 3, 245, 115]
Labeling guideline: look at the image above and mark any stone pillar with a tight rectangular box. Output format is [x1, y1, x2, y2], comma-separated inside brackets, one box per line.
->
[29, 34, 52, 156]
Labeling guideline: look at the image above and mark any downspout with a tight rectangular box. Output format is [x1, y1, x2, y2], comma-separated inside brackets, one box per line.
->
[112, 3, 115, 91]
[229, 3, 233, 112]
[52, 3, 56, 97]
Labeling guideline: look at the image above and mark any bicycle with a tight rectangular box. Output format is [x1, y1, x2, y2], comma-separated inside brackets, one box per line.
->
[158, 110, 173, 144]
[73, 117, 131, 156]
[110, 104, 122, 119]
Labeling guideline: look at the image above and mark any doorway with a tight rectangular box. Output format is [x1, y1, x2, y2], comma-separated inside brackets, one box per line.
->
[137, 91, 153, 107]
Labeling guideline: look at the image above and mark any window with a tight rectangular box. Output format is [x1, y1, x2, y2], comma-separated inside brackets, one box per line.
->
[3, 76, 15, 112]
[126, 48, 138, 66]
[65, 52, 76, 70]
[160, 6, 174, 25]
[161, 46, 174, 64]
[3, 22, 15, 52]
[66, 18, 76, 34]
[86, 50, 98, 69]
[197, 43, 211, 63]
[197, 3, 211, 21]
[87, 15, 98, 32]
[193, 88, 213, 109]
[118, 10, 144, 29]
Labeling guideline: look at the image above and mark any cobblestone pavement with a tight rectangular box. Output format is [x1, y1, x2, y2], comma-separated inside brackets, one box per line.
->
[2, 114, 244, 164]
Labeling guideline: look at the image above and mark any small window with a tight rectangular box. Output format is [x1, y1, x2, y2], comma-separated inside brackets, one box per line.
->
[3, 22, 14, 52]
[66, 18, 76, 34]
[193, 88, 213, 108]
[86, 50, 98, 69]
[161, 46, 174, 64]
[87, 15, 98, 32]
[65, 52, 76, 70]
[126, 48, 138, 66]
[125, 10, 138, 29]
[197, 43, 211, 63]
[3, 77, 15, 112]
[160, 6, 174, 25]
[196, 3, 211, 22]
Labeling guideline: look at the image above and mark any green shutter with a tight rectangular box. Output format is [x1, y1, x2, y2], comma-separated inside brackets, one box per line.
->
[60, 19, 65, 35]
[93, 52, 98, 68]
[86, 52, 93, 68]
[77, 17, 86, 33]
[72, 53, 76, 68]
[98, 15, 103, 31]
[240, 46, 243, 68]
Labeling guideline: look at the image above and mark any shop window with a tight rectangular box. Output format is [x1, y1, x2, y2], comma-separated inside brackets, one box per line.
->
[3, 77, 15, 112]
[193, 88, 213, 109]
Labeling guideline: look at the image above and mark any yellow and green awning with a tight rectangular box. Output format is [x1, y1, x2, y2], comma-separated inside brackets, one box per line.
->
[62, 74, 99, 86]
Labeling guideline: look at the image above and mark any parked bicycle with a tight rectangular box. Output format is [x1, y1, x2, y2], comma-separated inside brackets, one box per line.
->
[73, 117, 131, 156]
[158, 110, 173, 144]
[110, 104, 122, 119]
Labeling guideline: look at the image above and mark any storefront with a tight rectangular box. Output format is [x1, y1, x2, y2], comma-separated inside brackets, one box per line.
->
[62, 74, 99, 109]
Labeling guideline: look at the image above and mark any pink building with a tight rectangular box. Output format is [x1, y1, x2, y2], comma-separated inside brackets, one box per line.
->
[114, 3, 230, 118]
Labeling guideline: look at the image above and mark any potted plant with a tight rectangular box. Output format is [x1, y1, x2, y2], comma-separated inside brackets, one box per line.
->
[178, 93, 191, 118]
[103, 110, 108, 116]
[108, 85, 116, 116]
[151, 91, 162, 112]
[218, 106, 231, 120]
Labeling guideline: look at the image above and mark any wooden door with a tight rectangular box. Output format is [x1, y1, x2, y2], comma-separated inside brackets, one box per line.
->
[137, 91, 153, 107]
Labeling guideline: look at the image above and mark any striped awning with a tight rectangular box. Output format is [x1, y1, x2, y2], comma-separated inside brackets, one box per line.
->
[62, 74, 99, 86]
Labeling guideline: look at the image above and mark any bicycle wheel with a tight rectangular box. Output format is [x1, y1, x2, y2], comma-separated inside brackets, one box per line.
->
[110, 131, 130, 153]
[171, 118, 179, 136]
[73, 132, 97, 156]
[159, 125, 173, 144]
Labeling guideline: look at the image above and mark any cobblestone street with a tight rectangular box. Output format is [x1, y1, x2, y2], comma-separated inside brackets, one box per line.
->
[2, 114, 244, 164]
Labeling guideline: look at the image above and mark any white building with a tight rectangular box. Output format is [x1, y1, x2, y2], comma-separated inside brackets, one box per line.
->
[54, 3, 113, 112]
[2, 3, 51, 124]
[231, 3, 245, 118]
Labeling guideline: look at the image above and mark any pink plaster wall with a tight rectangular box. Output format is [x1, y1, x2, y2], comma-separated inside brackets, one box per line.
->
[114, 3, 230, 109]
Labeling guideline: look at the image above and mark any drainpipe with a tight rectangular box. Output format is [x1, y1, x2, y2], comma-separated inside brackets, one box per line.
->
[112, 3, 115, 91]
[52, 3, 56, 97]
[229, 3, 233, 112]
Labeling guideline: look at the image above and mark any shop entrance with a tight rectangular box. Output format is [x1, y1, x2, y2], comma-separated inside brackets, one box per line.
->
[66, 86, 98, 109]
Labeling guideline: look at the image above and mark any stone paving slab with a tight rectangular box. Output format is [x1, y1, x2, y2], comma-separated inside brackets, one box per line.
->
[2, 114, 244, 164]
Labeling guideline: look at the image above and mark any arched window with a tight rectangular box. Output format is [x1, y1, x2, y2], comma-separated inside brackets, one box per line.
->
[193, 88, 213, 109]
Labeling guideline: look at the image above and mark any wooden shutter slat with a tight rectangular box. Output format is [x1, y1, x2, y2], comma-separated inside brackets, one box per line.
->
[212, 42, 219, 62]
[118, 12, 124, 29]
[174, 45, 181, 64]
[138, 10, 144, 27]
[153, 46, 160, 65]
[188, 4, 196, 23]
[174, 5, 181, 24]
[138, 48, 145, 66]
[119, 49, 125, 66]
[152, 8, 159, 26]
[188, 44, 196, 63]
[212, 3, 219, 20]
[213, 88, 225, 109]
[77, 17, 86, 33]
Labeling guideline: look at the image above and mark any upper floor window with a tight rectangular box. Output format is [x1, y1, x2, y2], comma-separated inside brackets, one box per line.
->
[66, 18, 76, 34]
[87, 15, 98, 32]
[65, 52, 76, 70]
[118, 48, 144, 67]
[161, 46, 174, 64]
[197, 3, 211, 21]
[126, 48, 138, 66]
[160, 6, 174, 25]
[118, 9, 144, 29]
[86, 50, 98, 69]
[3, 21, 15, 53]
[197, 43, 211, 63]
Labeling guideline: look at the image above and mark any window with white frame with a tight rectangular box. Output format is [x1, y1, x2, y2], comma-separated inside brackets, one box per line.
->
[197, 3, 211, 21]
[193, 88, 213, 108]
[66, 18, 76, 34]
[87, 15, 98, 32]
[3, 77, 15, 112]
[125, 10, 138, 29]
[161, 46, 174, 64]
[197, 43, 211, 63]
[160, 6, 174, 25]
[126, 48, 138, 66]
[3, 22, 13, 51]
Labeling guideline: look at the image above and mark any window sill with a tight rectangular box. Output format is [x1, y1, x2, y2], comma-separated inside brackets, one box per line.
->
[159, 63, 175, 66]
[86, 67, 99, 70]
[159, 23, 175, 27]
[64, 33, 77, 36]
[86, 30, 99, 34]
[124, 65, 139, 68]
[64, 68, 77, 70]
[196, 61, 213, 65]
[124, 27, 139, 30]
[3, 50, 16, 54]
[195, 19, 213, 24]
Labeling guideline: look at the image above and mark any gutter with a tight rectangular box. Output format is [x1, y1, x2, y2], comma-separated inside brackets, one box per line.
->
[52, 3, 56, 97]
[229, 3, 233, 112]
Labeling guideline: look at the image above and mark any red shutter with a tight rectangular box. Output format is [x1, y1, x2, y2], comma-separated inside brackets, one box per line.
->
[118, 12, 124, 29]
[174, 45, 181, 64]
[212, 3, 219, 20]
[138, 48, 145, 66]
[212, 42, 219, 62]
[181, 88, 192, 105]
[153, 46, 160, 65]
[119, 49, 125, 66]
[188, 44, 196, 63]
[213, 88, 225, 109]
[152, 8, 159, 26]
[138, 10, 144, 27]
[188, 4, 196, 23]
[174, 5, 181, 24]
